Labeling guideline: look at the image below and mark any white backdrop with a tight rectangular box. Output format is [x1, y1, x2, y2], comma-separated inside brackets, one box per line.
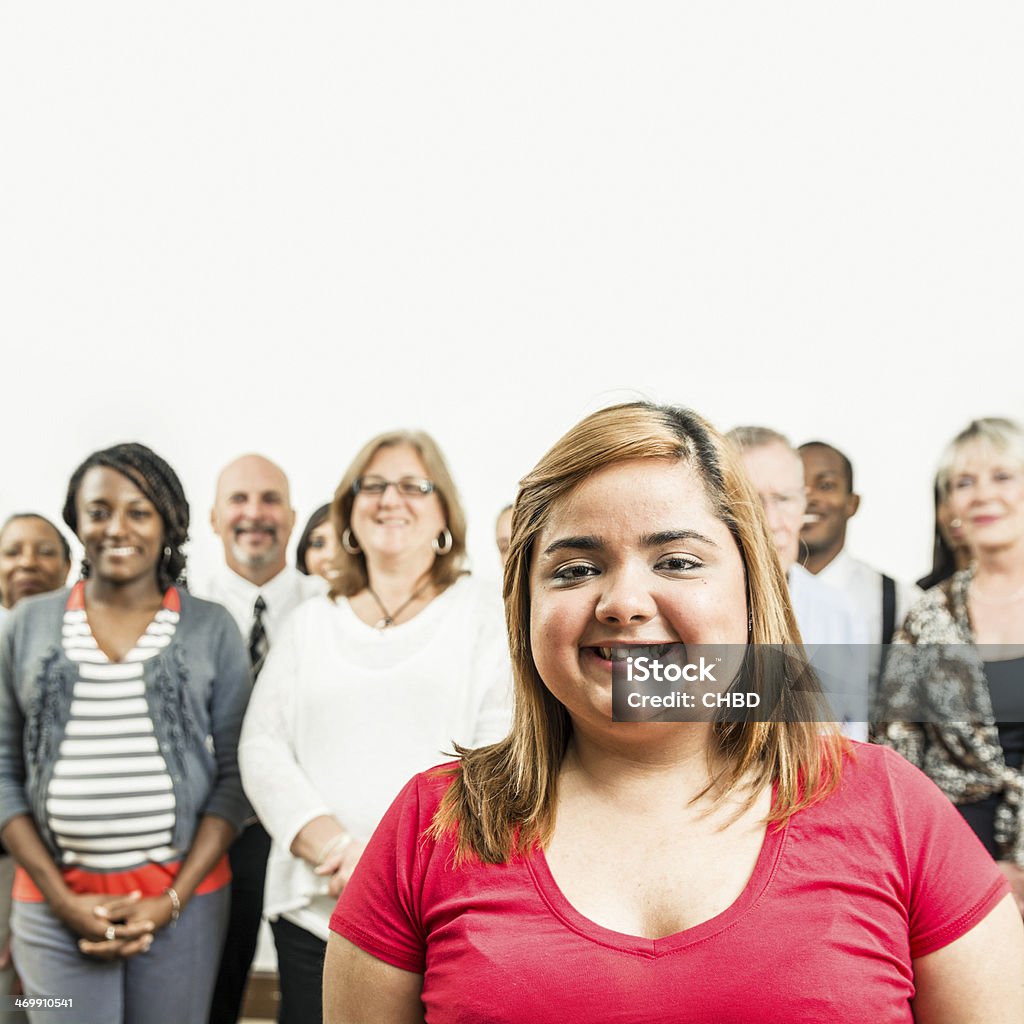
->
[2, 3, 1022, 587]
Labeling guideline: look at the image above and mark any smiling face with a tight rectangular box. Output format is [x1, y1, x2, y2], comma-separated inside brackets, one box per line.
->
[211, 455, 296, 582]
[739, 442, 806, 573]
[303, 520, 340, 581]
[948, 440, 1024, 556]
[528, 459, 748, 734]
[75, 467, 165, 589]
[799, 445, 859, 564]
[0, 517, 71, 608]
[349, 443, 447, 567]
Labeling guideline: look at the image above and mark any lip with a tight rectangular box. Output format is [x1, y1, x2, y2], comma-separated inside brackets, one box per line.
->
[584, 640, 684, 667]
[971, 514, 1002, 526]
[102, 546, 140, 557]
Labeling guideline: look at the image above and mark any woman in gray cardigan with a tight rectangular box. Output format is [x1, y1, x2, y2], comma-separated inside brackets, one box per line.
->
[0, 444, 251, 1024]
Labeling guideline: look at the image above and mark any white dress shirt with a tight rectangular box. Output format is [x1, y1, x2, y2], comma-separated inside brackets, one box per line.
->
[192, 564, 326, 646]
[815, 550, 921, 649]
[788, 563, 870, 741]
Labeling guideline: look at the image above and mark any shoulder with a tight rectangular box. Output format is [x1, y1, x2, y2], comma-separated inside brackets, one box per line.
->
[3, 588, 69, 638]
[821, 742, 965, 828]
[177, 587, 236, 628]
[898, 574, 964, 641]
[368, 762, 461, 854]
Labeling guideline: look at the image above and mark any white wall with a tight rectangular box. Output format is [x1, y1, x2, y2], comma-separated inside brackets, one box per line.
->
[2, 2, 1022, 586]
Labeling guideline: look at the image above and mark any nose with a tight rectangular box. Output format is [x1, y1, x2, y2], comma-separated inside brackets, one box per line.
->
[16, 548, 40, 568]
[104, 510, 129, 536]
[595, 565, 657, 625]
[761, 498, 786, 534]
[377, 482, 403, 506]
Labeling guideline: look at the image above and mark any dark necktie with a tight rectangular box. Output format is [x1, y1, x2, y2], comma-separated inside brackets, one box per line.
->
[249, 595, 269, 679]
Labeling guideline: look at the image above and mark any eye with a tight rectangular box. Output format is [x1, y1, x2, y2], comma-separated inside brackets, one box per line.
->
[128, 508, 153, 520]
[818, 480, 837, 492]
[86, 508, 108, 521]
[952, 476, 973, 490]
[655, 554, 702, 574]
[552, 562, 598, 583]
[309, 537, 325, 549]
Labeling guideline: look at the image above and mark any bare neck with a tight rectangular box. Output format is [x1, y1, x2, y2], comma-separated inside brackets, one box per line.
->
[803, 539, 844, 575]
[84, 575, 164, 611]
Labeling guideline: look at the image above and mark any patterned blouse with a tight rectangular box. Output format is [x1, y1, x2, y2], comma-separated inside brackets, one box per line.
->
[877, 566, 1024, 864]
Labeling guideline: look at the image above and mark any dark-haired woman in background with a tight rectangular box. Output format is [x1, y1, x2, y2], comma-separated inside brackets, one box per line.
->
[295, 504, 339, 583]
[0, 514, 72, 618]
[0, 444, 251, 1023]
[0, 513, 72, 1015]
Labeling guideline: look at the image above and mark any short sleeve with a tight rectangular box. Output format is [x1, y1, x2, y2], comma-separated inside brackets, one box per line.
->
[881, 748, 1010, 958]
[330, 771, 443, 974]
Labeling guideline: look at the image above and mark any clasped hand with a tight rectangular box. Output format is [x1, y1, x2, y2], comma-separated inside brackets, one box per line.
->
[56, 890, 174, 959]
[315, 838, 367, 898]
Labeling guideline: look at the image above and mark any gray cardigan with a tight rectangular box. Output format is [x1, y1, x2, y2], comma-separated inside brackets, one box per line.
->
[0, 586, 253, 861]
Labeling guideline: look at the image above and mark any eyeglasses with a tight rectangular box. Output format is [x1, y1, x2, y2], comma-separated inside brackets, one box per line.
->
[353, 476, 437, 498]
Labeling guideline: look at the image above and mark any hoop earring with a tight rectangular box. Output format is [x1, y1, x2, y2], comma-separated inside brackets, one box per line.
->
[342, 528, 361, 555]
[432, 528, 453, 556]
[949, 518, 962, 529]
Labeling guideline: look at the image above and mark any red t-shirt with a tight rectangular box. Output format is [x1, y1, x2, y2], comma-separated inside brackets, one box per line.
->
[330, 743, 1009, 1023]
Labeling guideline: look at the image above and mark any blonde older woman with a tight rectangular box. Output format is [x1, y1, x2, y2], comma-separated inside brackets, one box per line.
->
[882, 418, 1024, 913]
[325, 403, 1022, 1024]
[239, 430, 511, 1024]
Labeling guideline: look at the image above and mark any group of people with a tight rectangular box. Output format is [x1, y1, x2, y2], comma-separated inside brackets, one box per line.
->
[0, 405, 1020, 1023]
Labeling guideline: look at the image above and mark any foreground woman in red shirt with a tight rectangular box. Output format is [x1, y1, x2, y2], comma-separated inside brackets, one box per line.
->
[325, 402, 1024, 1024]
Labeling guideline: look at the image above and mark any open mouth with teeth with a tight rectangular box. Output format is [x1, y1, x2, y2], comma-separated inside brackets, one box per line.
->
[590, 642, 685, 664]
[104, 547, 140, 557]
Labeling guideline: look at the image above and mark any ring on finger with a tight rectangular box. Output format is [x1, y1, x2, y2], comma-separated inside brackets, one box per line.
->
[105, 925, 117, 941]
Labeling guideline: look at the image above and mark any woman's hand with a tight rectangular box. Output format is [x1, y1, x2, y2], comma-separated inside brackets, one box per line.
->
[996, 860, 1024, 915]
[315, 838, 368, 898]
[50, 890, 157, 959]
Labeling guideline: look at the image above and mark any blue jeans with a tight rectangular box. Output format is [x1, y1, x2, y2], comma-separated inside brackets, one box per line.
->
[11, 887, 229, 1024]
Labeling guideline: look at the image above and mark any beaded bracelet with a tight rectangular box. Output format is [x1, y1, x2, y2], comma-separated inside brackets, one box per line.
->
[164, 886, 181, 927]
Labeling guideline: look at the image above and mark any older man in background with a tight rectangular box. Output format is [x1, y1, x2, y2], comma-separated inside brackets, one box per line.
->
[197, 454, 324, 1024]
[729, 427, 870, 740]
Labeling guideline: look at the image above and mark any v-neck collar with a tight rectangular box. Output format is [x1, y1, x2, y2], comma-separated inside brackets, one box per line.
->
[524, 813, 788, 958]
[66, 580, 180, 664]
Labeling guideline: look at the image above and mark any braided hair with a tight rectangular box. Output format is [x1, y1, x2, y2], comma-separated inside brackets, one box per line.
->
[62, 443, 190, 590]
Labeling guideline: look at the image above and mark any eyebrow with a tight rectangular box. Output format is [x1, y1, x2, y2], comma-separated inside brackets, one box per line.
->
[542, 529, 719, 556]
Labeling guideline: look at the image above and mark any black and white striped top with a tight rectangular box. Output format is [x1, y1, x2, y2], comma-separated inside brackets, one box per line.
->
[46, 586, 180, 872]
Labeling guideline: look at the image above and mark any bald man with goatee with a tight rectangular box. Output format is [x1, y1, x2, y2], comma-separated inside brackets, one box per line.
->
[196, 454, 324, 1024]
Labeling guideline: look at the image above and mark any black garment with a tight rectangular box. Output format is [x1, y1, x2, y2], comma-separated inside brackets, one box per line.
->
[209, 596, 273, 1023]
[957, 657, 1024, 858]
[270, 916, 327, 1024]
[208, 821, 273, 1023]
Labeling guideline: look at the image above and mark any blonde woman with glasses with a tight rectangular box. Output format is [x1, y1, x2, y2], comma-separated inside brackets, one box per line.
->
[238, 430, 512, 1024]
